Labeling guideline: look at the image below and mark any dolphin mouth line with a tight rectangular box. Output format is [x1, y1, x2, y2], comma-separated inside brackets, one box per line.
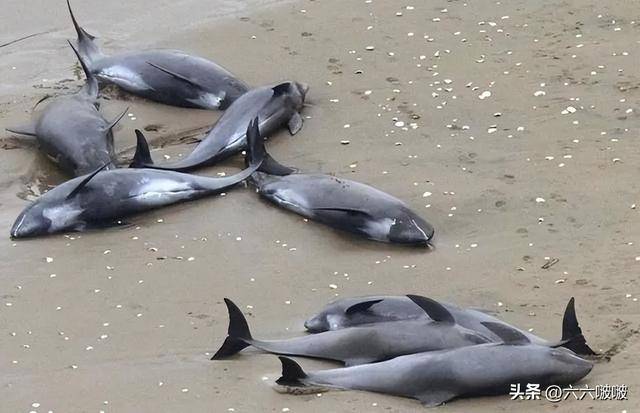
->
[11, 213, 27, 238]
[411, 219, 430, 241]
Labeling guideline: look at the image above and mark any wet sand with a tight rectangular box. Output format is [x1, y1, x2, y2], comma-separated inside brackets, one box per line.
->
[0, 0, 638, 412]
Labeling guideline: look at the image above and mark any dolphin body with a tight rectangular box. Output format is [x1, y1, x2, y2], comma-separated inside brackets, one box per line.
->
[274, 322, 593, 407]
[67, 0, 248, 109]
[245, 125, 435, 246]
[303, 295, 595, 356]
[6, 42, 125, 176]
[129, 81, 308, 172]
[10, 119, 265, 239]
[211, 296, 492, 366]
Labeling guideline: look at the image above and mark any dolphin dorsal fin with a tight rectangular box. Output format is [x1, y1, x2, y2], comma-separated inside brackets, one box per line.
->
[406, 295, 454, 323]
[345, 299, 384, 315]
[481, 322, 531, 345]
[66, 163, 109, 200]
[272, 82, 290, 96]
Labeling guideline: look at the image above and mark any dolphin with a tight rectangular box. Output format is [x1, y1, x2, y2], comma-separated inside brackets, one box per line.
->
[129, 81, 308, 172]
[303, 295, 595, 356]
[67, 0, 249, 109]
[211, 295, 492, 366]
[245, 125, 434, 245]
[9, 118, 265, 239]
[274, 322, 593, 407]
[6, 41, 125, 176]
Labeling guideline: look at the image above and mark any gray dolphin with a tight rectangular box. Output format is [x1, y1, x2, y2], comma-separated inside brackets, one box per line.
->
[211, 296, 492, 366]
[67, 0, 248, 109]
[274, 322, 593, 407]
[247, 126, 434, 245]
[6, 41, 125, 176]
[129, 81, 308, 172]
[9, 118, 265, 239]
[304, 295, 595, 356]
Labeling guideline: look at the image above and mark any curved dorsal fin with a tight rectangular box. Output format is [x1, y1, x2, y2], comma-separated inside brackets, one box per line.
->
[406, 295, 454, 323]
[481, 322, 531, 345]
[345, 299, 384, 315]
[66, 163, 109, 200]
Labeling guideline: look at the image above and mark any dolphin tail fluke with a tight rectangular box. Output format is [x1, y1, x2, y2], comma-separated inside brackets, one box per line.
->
[245, 117, 297, 176]
[276, 356, 308, 386]
[210, 298, 253, 360]
[67, 0, 103, 66]
[560, 297, 596, 355]
[211, 336, 250, 359]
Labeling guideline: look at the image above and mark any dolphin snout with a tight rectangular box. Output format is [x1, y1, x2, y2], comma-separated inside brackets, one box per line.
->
[388, 217, 434, 246]
[304, 316, 325, 333]
[296, 82, 310, 98]
[10, 212, 27, 239]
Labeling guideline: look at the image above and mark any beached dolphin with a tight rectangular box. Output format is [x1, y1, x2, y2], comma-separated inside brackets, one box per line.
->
[129, 81, 308, 172]
[6, 41, 125, 176]
[211, 296, 492, 366]
[274, 322, 593, 407]
[67, 0, 248, 109]
[9, 119, 264, 239]
[244, 124, 434, 245]
[252, 173, 435, 245]
[304, 295, 595, 355]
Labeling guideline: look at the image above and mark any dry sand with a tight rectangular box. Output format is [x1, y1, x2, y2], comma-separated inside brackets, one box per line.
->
[0, 0, 638, 412]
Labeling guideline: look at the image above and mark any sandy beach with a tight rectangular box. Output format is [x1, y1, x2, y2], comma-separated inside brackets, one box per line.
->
[0, 0, 638, 412]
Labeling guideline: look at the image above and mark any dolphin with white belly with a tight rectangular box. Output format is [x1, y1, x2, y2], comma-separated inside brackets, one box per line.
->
[274, 322, 593, 407]
[67, 0, 248, 109]
[211, 295, 492, 366]
[245, 124, 434, 245]
[129, 81, 308, 172]
[9, 118, 265, 239]
[6, 41, 125, 176]
[303, 295, 595, 356]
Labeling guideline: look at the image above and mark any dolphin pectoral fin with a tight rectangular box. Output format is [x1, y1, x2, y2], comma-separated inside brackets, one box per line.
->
[146, 61, 203, 89]
[6, 123, 37, 137]
[311, 207, 373, 217]
[287, 112, 303, 135]
[33, 94, 53, 109]
[345, 299, 385, 315]
[272, 82, 290, 96]
[480, 322, 530, 345]
[343, 357, 376, 367]
[104, 107, 129, 132]
[416, 390, 456, 407]
[66, 163, 109, 200]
